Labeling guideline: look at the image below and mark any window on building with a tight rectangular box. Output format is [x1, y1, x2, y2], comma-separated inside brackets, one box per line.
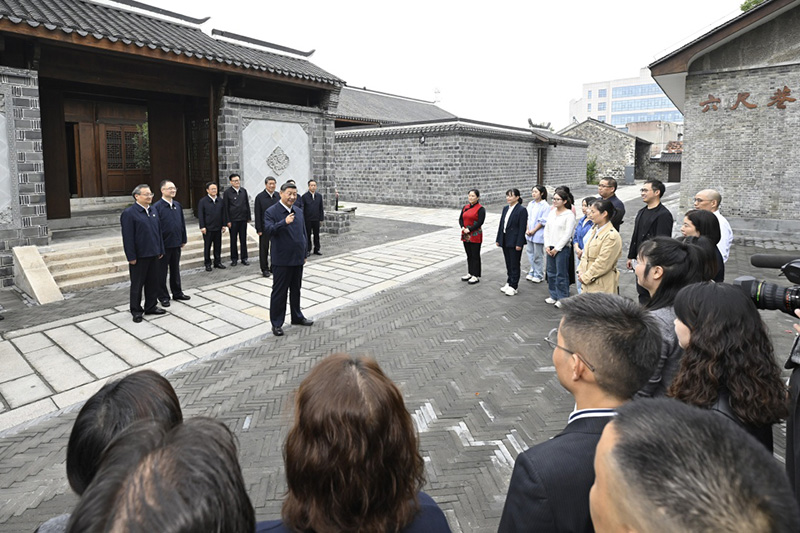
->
[611, 84, 664, 99]
[598, 89, 607, 98]
[588, 90, 592, 99]
[611, 97, 674, 112]
[587, 103, 592, 112]
[610, 111, 684, 125]
[598, 115, 606, 122]
[598, 102, 607, 111]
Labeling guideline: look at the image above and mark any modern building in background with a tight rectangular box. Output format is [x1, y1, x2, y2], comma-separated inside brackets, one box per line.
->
[568, 68, 683, 128]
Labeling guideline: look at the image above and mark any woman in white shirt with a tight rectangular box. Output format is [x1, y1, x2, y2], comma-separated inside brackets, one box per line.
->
[543, 188, 577, 307]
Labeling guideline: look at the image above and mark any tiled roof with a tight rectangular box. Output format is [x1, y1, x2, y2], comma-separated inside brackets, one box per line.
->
[659, 152, 682, 163]
[335, 87, 457, 124]
[0, 0, 342, 86]
[559, 118, 652, 144]
[665, 140, 683, 153]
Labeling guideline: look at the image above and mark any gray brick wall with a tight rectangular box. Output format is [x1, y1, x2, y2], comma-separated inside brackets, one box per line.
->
[217, 93, 342, 232]
[560, 121, 635, 181]
[683, 64, 800, 223]
[335, 123, 586, 209]
[2, 67, 43, 287]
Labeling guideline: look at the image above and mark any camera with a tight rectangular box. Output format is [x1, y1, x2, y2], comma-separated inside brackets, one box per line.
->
[733, 257, 800, 316]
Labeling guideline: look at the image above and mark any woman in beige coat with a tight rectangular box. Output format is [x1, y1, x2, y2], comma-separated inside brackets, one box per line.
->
[578, 198, 622, 294]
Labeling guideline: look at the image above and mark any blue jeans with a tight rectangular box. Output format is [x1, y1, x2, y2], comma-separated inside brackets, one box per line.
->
[546, 247, 570, 300]
[526, 242, 545, 279]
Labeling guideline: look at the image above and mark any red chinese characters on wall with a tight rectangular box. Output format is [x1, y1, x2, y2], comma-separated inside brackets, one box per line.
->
[699, 85, 796, 112]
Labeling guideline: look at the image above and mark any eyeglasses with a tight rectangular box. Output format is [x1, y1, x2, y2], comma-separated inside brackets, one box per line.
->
[544, 328, 596, 372]
[137, 193, 154, 197]
[164, 187, 176, 191]
[692, 197, 709, 204]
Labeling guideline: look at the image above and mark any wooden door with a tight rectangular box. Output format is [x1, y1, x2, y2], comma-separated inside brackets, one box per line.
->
[100, 124, 150, 196]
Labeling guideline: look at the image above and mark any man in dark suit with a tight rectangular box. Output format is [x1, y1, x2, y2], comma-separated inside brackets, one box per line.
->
[626, 179, 673, 304]
[498, 293, 661, 533]
[263, 182, 313, 337]
[197, 182, 226, 271]
[153, 180, 191, 307]
[598, 177, 625, 231]
[121, 184, 166, 323]
[301, 179, 324, 256]
[222, 173, 251, 266]
[254, 176, 279, 277]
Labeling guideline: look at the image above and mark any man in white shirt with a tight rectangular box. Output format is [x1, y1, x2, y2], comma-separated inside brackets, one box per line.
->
[694, 189, 733, 263]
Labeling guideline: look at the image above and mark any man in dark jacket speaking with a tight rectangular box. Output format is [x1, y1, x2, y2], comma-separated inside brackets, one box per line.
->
[263, 182, 314, 336]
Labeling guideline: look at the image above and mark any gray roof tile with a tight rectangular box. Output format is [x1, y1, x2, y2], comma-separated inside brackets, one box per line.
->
[336, 87, 456, 124]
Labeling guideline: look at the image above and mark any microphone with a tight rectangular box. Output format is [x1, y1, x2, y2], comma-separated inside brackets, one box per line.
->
[750, 254, 800, 269]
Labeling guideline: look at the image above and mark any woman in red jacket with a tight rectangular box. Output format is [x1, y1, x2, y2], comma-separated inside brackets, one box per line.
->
[459, 189, 485, 285]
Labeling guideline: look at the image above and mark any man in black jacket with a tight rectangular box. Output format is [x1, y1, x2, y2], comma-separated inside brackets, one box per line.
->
[222, 173, 251, 266]
[626, 179, 673, 304]
[153, 180, 190, 306]
[300, 179, 324, 256]
[254, 177, 279, 277]
[197, 182, 227, 271]
[598, 178, 625, 231]
[498, 294, 661, 533]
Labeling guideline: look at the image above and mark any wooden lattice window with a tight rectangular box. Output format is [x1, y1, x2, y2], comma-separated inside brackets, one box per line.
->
[106, 130, 123, 170]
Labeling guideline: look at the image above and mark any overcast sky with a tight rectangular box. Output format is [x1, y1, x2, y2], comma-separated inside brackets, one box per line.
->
[159, 0, 742, 130]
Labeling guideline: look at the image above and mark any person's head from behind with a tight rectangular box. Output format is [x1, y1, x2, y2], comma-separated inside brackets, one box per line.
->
[67, 417, 254, 533]
[283, 353, 424, 533]
[634, 237, 712, 310]
[681, 209, 721, 244]
[66, 370, 182, 495]
[669, 282, 787, 426]
[590, 398, 799, 533]
[553, 293, 661, 402]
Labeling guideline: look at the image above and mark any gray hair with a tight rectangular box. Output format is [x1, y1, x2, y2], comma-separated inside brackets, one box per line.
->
[610, 399, 799, 532]
[132, 184, 151, 198]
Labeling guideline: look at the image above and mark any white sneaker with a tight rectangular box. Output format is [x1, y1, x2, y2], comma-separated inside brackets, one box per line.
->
[500, 283, 510, 292]
[554, 300, 563, 308]
[532, 277, 543, 283]
[468, 276, 480, 284]
[504, 286, 518, 296]
[545, 297, 557, 304]
[461, 274, 472, 281]
[525, 274, 535, 281]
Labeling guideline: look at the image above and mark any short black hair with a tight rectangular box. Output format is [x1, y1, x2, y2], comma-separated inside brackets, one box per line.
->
[559, 293, 661, 400]
[533, 185, 547, 200]
[599, 177, 618, 191]
[644, 179, 665, 198]
[281, 182, 298, 192]
[308, 179, 317, 185]
[66, 370, 182, 495]
[205, 181, 217, 190]
[265, 177, 277, 184]
[610, 398, 799, 532]
[66, 418, 255, 533]
[228, 173, 240, 180]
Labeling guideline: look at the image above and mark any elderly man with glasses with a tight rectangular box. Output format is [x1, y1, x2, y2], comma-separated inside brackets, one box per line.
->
[498, 293, 661, 533]
[693, 188, 733, 263]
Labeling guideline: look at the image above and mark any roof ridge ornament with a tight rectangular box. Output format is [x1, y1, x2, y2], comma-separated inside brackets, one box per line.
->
[211, 29, 314, 57]
[101, 0, 210, 25]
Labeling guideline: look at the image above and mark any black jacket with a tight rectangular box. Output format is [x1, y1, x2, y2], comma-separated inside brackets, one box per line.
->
[152, 198, 187, 248]
[254, 190, 280, 233]
[222, 186, 251, 223]
[198, 195, 225, 232]
[300, 191, 324, 222]
[627, 202, 674, 259]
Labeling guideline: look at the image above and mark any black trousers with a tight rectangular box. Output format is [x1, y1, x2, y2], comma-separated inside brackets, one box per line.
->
[306, 220, 321, 253]
[463, 242, 482, 277]
[129, 256, 160, 317]
[502, 247, 523, 289]
[203, 230, 222, 266]
[787, 365, 800, 507]
[270, 265, 305, 328]
[259, 233, 271, 273]
[229, 220, 248, 261]
[158, 246, 183, 301]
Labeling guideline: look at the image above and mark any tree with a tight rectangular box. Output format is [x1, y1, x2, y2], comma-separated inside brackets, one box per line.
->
[741, 0, 764, 11]
[586, 157, 598, 184]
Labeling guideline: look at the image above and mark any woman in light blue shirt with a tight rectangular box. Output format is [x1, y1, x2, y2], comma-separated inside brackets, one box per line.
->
[525, 185, 550, 283]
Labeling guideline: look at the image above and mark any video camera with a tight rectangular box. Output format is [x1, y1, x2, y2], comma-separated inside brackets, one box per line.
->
[733, 254, 800, 316]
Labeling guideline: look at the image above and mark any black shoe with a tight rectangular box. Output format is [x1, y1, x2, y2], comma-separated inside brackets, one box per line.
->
[133, 315, 143, 323]
[272, 326, 284, 336]
[205, 265, 212, 272]
[291, 318, 314, 326]
[159, 300, 171, 307]
[215, 264, 227, 269]
[313, 251, 322, 256]
[173, 294, 191, 301]
[231, 260, 238, 266]
[241, 260, 249, 266]
[145, 308, 167, 315]
[262, 271, 271, 278]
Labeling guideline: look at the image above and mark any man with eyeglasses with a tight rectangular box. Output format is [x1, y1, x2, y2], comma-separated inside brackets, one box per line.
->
[597, 178, 625, 231]
[121, 184, 166, 323]
[498, 293, 661, 533]
[626, 179, 673, 304]
[153, 180, 191, 307]
[693, 189, 733, 263]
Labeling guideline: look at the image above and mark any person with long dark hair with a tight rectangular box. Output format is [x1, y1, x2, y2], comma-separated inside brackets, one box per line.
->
[459, 189, 485, 285]
[681, 209, 724, 281]
[633, 237, 712, 397]
[496, 188, 528, 296]
[573, 196, 596, 293]
[543, 187, 576, 307]
[257, 354, 450, 533]
[525, 185, 549, 283]
[577, 198, 622, 294]
[670, 282, 788, 452]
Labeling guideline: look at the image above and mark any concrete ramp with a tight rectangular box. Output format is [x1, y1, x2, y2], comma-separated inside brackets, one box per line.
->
[12, 246, 64, 304]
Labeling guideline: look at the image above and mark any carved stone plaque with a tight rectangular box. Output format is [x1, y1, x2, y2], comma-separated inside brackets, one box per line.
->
[267, 146, 290, 175]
